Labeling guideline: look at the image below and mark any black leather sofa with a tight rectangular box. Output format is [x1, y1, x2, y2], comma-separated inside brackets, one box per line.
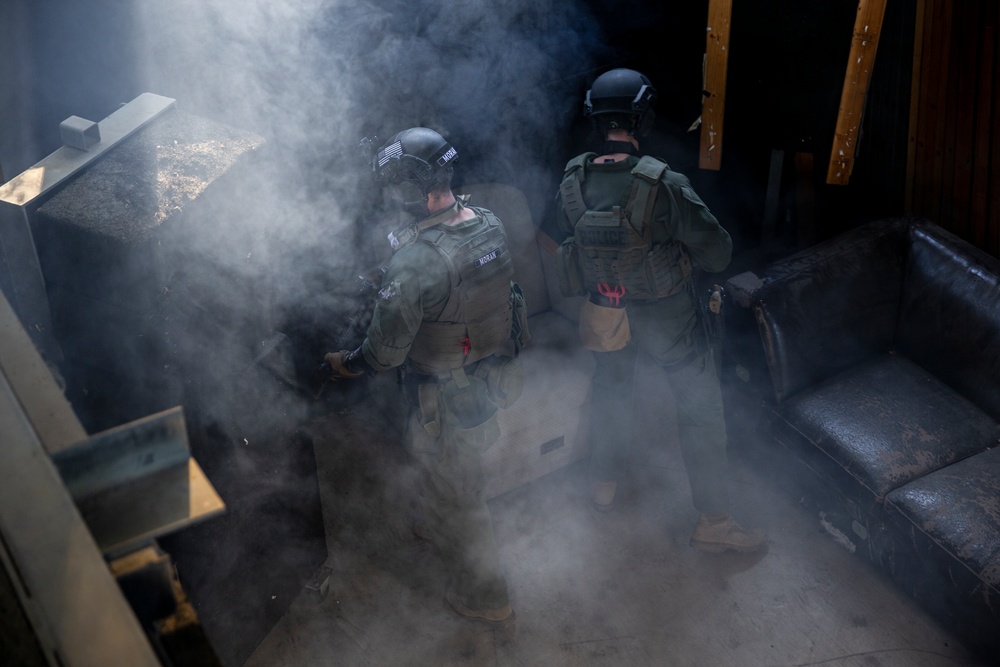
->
[723, 217, 1000, 658]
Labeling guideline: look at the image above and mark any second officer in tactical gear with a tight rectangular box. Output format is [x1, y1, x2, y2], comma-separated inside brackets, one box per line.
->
[326, 127, 527, 624]
[554, 68, 765, 553]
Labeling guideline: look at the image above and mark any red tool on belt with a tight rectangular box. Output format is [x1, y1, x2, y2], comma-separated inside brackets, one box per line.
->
[598, 282, 626, 307]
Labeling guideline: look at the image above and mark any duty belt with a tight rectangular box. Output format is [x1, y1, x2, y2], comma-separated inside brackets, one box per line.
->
[406, 358, 484, 385]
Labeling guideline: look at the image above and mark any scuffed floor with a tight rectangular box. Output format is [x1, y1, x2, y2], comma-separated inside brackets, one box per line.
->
[243, 386, 986, 667]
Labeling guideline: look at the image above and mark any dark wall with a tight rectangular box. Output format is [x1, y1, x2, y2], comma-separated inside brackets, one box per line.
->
[561, 0, 916, 253]
[3, 0, 917, 260]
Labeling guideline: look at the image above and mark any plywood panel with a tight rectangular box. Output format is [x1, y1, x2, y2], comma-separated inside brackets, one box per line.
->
[971, 4, 996, 249]
[909, 0, 1000, 256]
[946, 1, 981, 239]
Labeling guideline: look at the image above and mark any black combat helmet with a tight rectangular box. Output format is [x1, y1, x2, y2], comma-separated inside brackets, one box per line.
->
[584, 68, 657, 137]
[371, 127, 458, 217]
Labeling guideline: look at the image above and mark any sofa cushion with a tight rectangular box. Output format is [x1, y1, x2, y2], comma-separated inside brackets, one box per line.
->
[750, 219, 907, 403]
[485, 310, 594, 498]
[895, 222, 1000, 422]
[885, 445, 1000, 591]
[456, 183, 596, 498]
[773, 353, 1000, 500]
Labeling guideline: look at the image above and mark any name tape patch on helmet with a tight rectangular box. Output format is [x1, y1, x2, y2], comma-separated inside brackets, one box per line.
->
[437, 146, 457, 167]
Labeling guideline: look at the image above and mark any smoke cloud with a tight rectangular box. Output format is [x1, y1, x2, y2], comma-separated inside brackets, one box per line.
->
[121, 0, 605, 365]
[80, 1, 610, 662]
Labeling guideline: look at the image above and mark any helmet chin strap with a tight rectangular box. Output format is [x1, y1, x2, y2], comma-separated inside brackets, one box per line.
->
[600, 139, 639, 156]
[403, 197, 430, 218]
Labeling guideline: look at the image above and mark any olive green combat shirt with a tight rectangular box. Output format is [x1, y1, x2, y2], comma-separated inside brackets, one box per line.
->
[556, 154, 732, 275]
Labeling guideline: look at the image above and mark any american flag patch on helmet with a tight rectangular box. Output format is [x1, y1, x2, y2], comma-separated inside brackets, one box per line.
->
[378, 141, 403, 168]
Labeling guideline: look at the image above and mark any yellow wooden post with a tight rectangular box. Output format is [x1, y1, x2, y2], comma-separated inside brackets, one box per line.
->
[699, 0, 733, 170]
[827, 0, 889, 185]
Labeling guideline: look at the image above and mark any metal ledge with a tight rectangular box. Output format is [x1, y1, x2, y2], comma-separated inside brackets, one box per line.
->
[0, 348, 161, 667]
[54, 409, 226, 555]
[0, 279, 225, 664]
[0, 93, 176, 207]
[0, 93, 176, 362]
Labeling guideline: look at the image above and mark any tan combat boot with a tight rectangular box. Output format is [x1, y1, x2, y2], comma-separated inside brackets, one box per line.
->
[445, 587, 516, 626]
[690, 513, 766, 553]
[591, 480, 618, 512]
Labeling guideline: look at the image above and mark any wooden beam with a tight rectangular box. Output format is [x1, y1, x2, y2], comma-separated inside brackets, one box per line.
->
[794, 152, 817, 249]
[699, 0, 732, 171]
[912, 0, 953, 220]
[905, 0, 928, 211]
[762, 149, 784, 244]
[971, 4, 996, 249]
[826, 0, 889, 185]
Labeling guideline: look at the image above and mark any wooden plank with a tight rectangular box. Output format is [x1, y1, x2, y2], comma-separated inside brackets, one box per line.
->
[926, 1, 955, 224]
[762, 149, 784, 245]
[914, 0, 946, 217]
[827, 0, 889, 185]
[905, 0, 928, 212]
[947, 2, 981, 239]
[699, 0, 732, 171]
[989, 8, 1000, 258]
[52, 407, 192, 494]
[0, 272, 86, 451]
[972, 3, 997, 250]
[795, 152, 817, 249]
[0, 294, 163, 667]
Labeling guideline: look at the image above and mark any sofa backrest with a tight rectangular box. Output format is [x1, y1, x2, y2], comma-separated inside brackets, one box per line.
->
[750, 218, 908, 403]
[895, 221, 1000, 421]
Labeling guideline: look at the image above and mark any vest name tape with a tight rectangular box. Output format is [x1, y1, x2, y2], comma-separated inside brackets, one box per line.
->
[475, 248, 499, 267]
[578, 228, 629, 247]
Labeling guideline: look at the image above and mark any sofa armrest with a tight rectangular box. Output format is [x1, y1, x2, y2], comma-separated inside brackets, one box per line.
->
[726, 218, 910, 403]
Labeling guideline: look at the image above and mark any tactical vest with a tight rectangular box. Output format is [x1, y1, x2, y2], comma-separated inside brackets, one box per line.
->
[404, 207, 514, 375]
[560, 155, 692, 301]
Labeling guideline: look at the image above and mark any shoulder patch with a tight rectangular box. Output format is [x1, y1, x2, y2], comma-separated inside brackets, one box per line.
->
[378, 280, 400, 302]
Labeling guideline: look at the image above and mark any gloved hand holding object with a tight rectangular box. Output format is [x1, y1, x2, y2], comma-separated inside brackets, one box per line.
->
[324, 350, 366, 380]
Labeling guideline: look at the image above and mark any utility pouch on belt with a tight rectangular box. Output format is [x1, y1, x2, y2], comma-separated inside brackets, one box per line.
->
[417, 383, 442, 437]
[578, 299, 631, 351]
[555, 237, 587, 297]
[439, 374, 500, 453]
[509, 281, 531, 350]
[475, 354, 524, 408]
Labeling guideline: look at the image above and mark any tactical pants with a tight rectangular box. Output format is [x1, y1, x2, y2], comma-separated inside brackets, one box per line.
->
[587, 292, 731, 515]
[405, 380, 510, 611]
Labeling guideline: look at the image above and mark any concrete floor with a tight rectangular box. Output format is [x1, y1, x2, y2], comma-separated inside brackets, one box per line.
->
[243, 387, 988, 667]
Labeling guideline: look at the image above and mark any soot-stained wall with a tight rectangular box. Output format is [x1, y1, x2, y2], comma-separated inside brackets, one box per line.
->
[4, 0, 916, 258]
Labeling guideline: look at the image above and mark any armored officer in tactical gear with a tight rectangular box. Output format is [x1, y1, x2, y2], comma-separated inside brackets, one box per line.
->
[326, 127, 525, 625]
[554, 69, 765, 553]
